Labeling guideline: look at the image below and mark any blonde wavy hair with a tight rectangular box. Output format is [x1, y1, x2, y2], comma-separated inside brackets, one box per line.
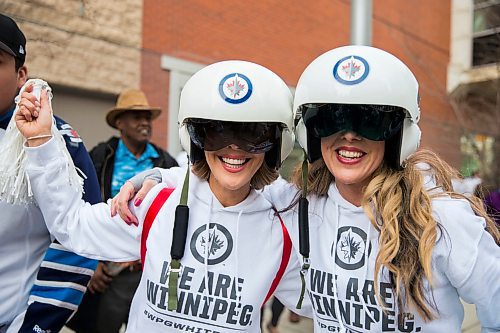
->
[292, 149, 500, 321]
[192, 157, 278, 190]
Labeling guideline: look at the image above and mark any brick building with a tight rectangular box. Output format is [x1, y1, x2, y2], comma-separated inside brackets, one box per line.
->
[3, 0, 497, 180]
[141, 0, 461, 167]
[1, 0, 143, 149]
[448, 0, 499, 187]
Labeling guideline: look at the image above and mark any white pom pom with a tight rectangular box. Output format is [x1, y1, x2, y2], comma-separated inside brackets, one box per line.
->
[0, 79, 85, 205]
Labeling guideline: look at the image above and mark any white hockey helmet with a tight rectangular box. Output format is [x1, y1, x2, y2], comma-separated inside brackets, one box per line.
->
[179, 60, 295, 169]
[294, 45, 421, 167]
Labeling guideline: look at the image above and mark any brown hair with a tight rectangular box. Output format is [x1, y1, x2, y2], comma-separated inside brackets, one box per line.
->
[291, 149, 499, 321]
[192, 157, 279, 190]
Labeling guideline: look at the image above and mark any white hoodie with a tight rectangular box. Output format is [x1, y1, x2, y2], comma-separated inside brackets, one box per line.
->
[24, 138, 311, 332]
[264, 178, 500, 333]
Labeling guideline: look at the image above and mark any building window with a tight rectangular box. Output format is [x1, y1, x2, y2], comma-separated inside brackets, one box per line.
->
[473, 0, 500, 66]
[160, 55, 205, 156]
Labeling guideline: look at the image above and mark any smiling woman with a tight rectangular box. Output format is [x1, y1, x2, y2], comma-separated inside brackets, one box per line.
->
[188, 120, 282, 203]
[173, 62, 295, 209]
[282, 45, 500, 332]
[14, 60, 311, 332]
[319, 131, 385, 202]
[111, 46, 500, 333]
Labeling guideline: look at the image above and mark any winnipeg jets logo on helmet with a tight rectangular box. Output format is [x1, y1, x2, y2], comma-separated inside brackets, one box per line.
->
[333, 55, 370, 85]
[218, 73, 253, 104]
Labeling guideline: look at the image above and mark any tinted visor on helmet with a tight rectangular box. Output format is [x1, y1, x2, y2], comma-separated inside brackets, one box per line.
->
[301, 104, 406, 141]
[186, 119, 280, 154]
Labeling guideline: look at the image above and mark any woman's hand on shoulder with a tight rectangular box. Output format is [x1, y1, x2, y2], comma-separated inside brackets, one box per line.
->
[110, 178, 159, 225]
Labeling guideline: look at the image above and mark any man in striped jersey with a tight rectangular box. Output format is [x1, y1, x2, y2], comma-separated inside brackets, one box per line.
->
[0, 13, 100, 333]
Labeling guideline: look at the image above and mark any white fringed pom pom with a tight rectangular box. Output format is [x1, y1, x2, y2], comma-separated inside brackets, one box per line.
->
[0, 79, 84, 205]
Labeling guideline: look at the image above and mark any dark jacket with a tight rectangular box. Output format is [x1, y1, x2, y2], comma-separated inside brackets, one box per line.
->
[2, 114, 101, 333]
[89, 136, 178, 201]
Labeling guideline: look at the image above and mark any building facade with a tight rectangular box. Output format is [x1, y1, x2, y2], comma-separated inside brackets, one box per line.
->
[142, 0, 463, 169]
[449, 0, 499, 187]
[1, 0, 143, 149]
[5, 0, 496, 184]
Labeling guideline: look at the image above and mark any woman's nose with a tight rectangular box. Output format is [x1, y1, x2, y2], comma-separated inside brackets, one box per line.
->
[340, 130, 362, 141]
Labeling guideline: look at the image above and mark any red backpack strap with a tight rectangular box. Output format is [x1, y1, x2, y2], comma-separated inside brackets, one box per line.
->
[141, 188, 175, 267]
[263, 209, 292, 305]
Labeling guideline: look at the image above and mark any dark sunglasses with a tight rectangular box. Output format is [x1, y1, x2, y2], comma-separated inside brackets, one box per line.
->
[186, 119, 280, 154]
[301, 103, 406, 141]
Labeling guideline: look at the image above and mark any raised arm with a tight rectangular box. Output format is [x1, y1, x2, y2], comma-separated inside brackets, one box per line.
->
[16, 85, 141, 261]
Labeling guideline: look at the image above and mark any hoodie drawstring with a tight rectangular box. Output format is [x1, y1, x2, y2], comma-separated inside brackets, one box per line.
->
[357, 219, 377, 323]
[203, 197, 214, 303]
[333, 199, 382, 331]
[202, 199, 243, 313]
[332, 201, 346, 333]
[234, 210, 243, 315]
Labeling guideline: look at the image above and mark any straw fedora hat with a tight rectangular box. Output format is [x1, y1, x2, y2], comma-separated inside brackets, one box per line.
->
[106, 89, 162, 129]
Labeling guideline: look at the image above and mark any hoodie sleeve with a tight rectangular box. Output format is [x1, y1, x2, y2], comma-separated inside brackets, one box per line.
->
[159, 166, 192, 187]
[432, 198, 500, 331]
[461, 232, 500, 332]
[273, 250, 313, 318]
[11, 120, 103, 333]
[262, 177, 301, 210]
[24, 137, 142, 262]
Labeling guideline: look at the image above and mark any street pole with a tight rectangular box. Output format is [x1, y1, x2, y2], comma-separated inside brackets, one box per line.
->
[350, 0, 372, 46]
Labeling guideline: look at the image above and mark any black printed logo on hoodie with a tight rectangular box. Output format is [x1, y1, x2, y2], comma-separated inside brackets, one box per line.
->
[333, 226, 371, 270]
[190, 223, 233, 265]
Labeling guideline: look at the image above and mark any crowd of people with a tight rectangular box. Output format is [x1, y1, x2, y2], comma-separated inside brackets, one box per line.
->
[1, 11, 499, 333]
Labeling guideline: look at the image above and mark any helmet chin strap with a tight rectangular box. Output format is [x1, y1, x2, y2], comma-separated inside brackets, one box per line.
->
[167, 166, 190, 311]
[296, 158, 310, 309]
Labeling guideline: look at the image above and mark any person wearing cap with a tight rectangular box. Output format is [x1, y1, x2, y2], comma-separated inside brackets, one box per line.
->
[0, 13, 101, 333]
[67, 89, 178, 333]
[115, 46, 500, 332]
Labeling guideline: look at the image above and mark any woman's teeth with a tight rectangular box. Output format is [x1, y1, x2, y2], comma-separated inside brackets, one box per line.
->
[221, 157, 247, 168]
[338, 150, 363, 159]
